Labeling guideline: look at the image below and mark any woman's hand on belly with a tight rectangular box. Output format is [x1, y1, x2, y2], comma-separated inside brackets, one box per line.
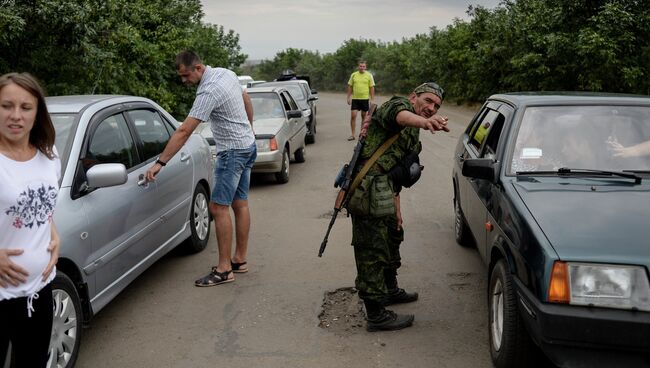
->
[0, 248, 29, 287]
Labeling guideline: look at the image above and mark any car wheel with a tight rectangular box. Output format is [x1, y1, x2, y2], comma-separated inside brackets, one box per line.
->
[306, 119, 316, 144]
[453, 195, 472, 246]
[305, 133, 315, 144]
[48, 272, 82, 368]
[275, 148, 290, 184]
[294, 146, 306, 163]
[183, 184, 210, 253]
[489, 260, 534, 368]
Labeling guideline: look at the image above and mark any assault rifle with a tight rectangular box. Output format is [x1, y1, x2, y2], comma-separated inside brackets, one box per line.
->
[318, 103, 376, 257]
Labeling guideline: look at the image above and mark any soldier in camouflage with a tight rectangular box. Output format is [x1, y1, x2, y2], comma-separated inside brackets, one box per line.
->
[352, 82, 449, 331]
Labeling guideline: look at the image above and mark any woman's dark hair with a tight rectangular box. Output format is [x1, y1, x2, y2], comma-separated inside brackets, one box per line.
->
[0, 72, 56, 159]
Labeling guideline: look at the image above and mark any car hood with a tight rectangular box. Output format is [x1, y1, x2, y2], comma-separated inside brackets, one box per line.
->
[512, 180, 650, 266]
[253, 118, 285, 136]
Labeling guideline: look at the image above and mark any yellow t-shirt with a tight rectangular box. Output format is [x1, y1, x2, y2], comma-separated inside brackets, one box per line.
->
[348, 71, 375, 100]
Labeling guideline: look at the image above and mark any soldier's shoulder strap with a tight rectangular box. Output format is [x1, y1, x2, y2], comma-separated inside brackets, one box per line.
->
[349, 133, 400, 195]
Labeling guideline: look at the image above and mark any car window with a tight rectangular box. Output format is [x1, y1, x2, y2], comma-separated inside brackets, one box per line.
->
[284, 85, 306, 101]
[482, 113, 505, 159]
[301, 84, 310, 98]
[509, 105, 650, 173]
[127, 109, 171, 161]
[250, 93, 285, 119]
[281, 92, 299, 111]
[51, 113, 77, 166]
[468, 109, 500, 153]
[86, 113, 137, 170]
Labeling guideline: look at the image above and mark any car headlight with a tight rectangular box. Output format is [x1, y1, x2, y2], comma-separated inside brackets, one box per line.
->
[255, 137, 278, 152]
[549, 261, 650, 311]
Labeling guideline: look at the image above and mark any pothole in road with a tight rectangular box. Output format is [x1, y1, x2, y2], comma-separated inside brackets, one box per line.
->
[318, 287, 366, 335]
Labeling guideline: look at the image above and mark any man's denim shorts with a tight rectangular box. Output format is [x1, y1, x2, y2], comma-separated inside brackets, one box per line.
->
[212, 144, 257, 205]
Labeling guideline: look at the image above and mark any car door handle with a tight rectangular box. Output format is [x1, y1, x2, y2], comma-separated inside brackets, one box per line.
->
[180, 152, 190, 162]
[137, 174, 149, 187]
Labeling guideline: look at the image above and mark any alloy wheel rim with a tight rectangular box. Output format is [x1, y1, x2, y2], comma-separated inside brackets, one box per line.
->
[193, 192, 209, 240]
[490, 279, 504, 351]
[48, 288, 78, 368]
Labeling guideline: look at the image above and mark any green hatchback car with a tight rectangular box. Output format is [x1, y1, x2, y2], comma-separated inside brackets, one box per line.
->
[452, 93, 650, 368]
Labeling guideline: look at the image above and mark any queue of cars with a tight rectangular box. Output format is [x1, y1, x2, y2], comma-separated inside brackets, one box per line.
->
[452, 93, 650, 368]
[256, 80, 319, 144]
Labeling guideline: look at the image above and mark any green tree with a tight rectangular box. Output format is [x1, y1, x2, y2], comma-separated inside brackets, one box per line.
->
[0, 0, 246, 117]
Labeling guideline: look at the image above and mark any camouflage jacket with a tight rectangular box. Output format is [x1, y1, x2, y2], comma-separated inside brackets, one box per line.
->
[362, 96, 422, 173]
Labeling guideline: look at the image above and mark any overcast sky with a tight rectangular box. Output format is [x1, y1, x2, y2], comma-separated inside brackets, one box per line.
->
[200, 0, 503, 60]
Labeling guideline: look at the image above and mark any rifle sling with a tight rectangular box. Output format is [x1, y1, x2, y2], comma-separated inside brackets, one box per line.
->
[349, 133, 400, 196]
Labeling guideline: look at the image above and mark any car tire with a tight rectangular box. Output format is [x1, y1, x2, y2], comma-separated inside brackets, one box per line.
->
[294, 146, 306, 163]
[489, 260, 534, 368]
[49, 272, 82, 368]
[183, 184, 210, 253]
[306, 118, 316, 144]
[453, 195, 472, 246]
[305, 133, 315, 144]
[275, 148, 290, 184]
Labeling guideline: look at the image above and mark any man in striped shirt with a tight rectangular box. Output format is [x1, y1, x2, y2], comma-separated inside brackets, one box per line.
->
[146, 50, 257, 287]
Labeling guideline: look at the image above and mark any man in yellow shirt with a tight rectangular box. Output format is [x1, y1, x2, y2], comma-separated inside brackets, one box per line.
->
[346, 61, 375, 140]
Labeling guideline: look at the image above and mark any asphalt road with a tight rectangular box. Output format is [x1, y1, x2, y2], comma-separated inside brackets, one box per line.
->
[76, 92, 493, 368]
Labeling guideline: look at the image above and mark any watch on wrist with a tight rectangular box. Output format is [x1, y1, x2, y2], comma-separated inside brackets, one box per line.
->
[156, 159, 167, 167]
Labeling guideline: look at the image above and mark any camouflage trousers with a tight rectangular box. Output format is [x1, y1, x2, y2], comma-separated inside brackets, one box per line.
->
[351, 214, 404, 303]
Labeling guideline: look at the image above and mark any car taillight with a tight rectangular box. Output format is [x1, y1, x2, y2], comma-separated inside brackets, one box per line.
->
[548, 261, 570, 303]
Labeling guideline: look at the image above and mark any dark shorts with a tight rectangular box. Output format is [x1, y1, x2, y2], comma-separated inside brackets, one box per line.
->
[351, 99, 370, 112]
[212, 144, 257, 205]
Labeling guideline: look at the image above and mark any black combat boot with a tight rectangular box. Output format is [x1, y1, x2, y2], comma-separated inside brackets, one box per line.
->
[383, 288, 419, 306]
[383, 268, 419, 306]
[364, 300, 414, 332]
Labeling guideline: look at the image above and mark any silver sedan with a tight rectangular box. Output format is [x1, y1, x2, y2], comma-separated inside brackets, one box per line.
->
[248, 86, 307, 183]
[45, 95, 214, 368]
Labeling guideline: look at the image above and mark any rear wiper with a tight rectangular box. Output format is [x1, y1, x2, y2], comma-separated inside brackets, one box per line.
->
[517, 167, 642, 184]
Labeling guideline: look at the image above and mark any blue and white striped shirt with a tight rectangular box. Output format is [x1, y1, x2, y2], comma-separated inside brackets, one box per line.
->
[189, 66, 255, 152]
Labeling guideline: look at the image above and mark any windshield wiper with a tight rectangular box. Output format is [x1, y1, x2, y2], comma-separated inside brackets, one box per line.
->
[623, 170, 650, 174]
[517, 167, 642, 184]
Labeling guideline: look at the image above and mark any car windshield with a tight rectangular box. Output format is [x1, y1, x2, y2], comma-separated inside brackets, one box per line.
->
[509, 105, 650, 174]
[51, 113, 78, 167]
[250, 93, 285, 120]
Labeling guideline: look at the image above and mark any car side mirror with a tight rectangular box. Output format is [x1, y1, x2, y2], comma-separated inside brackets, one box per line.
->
[87, 163, 128, 188]
[308, 96, 319, 101]
[287, 110, 302, 119]
[462, 158, 499, 182]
